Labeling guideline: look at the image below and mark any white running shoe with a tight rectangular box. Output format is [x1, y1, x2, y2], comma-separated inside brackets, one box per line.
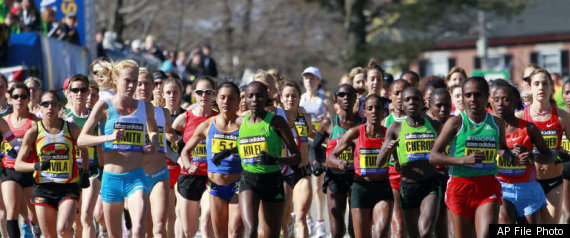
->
[315, 221, 326, 238]
[306, 217, 314, 236]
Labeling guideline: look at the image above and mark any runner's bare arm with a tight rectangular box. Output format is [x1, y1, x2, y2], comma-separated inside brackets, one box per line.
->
[377, 122, 400, 168]
[527, 122, 554, 164]
[179, 119, 212, 169]
[70, 122, 89, 171]
[171, 111, 187, 133]
[495, 117, 517, 164]
[429, 116, 478, 165]
[14, 124, 38, 172]
[145, 102, 159, 153]
[328, 127, 359, 170]
[78, 100, 112, 147]
[555, 108, 570, 162]
[272, 115, 301, 165]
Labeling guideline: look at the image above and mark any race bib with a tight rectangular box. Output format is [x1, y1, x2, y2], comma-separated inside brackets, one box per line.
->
[536, 129, 558, 152]
[239, 136, 268, 165]
[39, 143, 72, 180]
[158, 127, 165, 153]
[358, 148, 387, 175]
[496, 150, 526, 176]
[338, 147, 354, 169]
[192, 139, 207, 163]
[312, 122, 321, 131]
[404, 132, 435, 161]
[212, 133, 237, 153]
[113, 122, 144, 151]
[76, 146, 96, 166]
[464, 136, 497, 170]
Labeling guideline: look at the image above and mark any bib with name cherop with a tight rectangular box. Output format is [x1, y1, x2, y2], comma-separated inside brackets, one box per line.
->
[396, 118, 437, 165]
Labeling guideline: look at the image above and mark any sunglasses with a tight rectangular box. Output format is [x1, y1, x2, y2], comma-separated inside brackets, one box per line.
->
[336, 92, 355, 98]
[10, 94, 29, 100]
[523, 76, 530, 82]
[154, 81, 162, 86]
[92, 70, 99, 75]
[70, 87, 88, 94]
[40, 101, 60, 108]
[195, 89, 214, 96]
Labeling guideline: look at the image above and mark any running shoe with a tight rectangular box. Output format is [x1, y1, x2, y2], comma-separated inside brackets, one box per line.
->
[32, 224, 41, 238]
[315, 220, 326, 238]
[98, 230, 109, 238]
[306, 217, 314, 236]
[22, 222, 32, 238]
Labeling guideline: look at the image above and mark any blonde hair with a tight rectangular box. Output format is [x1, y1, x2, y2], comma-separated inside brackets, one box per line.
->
[348, 67, 366, 83]
[138, 67, 152, 79]
[110, 60, 139, 92]
[93, 60, 114, 91]
[253, 69, 276, 86]
[24, 77, 42, 88]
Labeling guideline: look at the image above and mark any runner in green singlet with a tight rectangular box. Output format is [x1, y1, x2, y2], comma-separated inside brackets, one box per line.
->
[221, 81, 300, 238]
[378, 87, 442, 237]
[430, 77, 518, 238]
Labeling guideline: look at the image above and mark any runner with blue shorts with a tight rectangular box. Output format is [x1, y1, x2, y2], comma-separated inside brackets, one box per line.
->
[489, 79, 556, 224]
[78, 60, 160, 238]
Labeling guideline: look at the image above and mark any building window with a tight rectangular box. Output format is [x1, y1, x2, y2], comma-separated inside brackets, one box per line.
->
[425, 57, 448, 76]
[539, 51, 562, 74]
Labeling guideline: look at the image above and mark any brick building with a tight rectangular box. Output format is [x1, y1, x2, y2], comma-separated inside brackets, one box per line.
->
[408, 0, 570, 84]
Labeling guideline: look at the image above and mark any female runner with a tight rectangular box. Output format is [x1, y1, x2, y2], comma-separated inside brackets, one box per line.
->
[23, 77, 42, 117]
[329, 95, 392, 238]
[427, 87, 452, 237]
[450, 85, 464, 116]
[280, 80, 313, 237]
[64, 75, 102, 238]
[427, 88, 452, 124]
[89, 59, 115, 101]
[379, 87, 442, 237]
[171, 76, 218, 238]
[180, 82, 243, 238]
[382, 79, 409, 238]
[77, 59, 160, 238]
[235, 81, 300, 237]
[162, 78, 185, 237]
[300, 66, 334, 236]
[430, 77, 516, 238]
[311, 83, 360, 238]
[561, 80, 570, 223]
[522, 68, 570, 224]
[136, 68, 173, 237]
[489, 79, 555, 224]
[0, 74, 11, 238]
[2, 82, 39, 238]
[15, 91, 90, 238]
